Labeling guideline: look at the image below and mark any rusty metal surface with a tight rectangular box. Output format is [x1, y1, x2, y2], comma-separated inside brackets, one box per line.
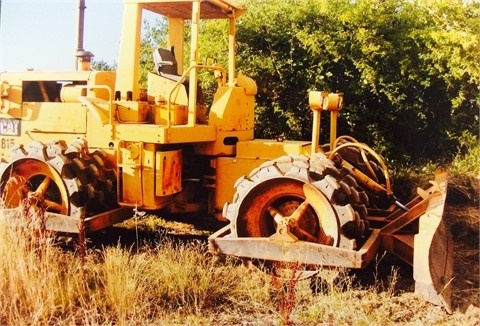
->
[208, 226, 382, 269]
[0, 206, 133, 234]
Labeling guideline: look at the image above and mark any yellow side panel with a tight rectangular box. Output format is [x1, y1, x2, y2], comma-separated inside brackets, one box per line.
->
[116, 101, 150, 122]
[113, 124, 216, 144]
[213, 139, 312, 219]
[119, 141, 143, 205]
[236, 139, 311, 159]
[165, 125, 216, 143]
[194, 129, 252, 156]
[118, 142, 182, 210]
[148, 72, 188, 106]
[214, 156, 269, 220]
[1, 71, 115, 104]
[88, 71, 116, 101]
[152, 104, 187, 125]
[209, 86, 255, 132]
[22, 102, 87, 133]
[142, 144, 157, 208]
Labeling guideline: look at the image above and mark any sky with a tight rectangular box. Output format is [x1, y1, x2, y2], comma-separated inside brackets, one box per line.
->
[0, 0, 126, 72]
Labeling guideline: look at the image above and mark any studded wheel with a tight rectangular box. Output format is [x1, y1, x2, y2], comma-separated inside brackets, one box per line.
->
[65, 138, 118, 215]
[223, 153, 370, 278]
[0, 139, 118, 232]
[0, 140, 86, 221]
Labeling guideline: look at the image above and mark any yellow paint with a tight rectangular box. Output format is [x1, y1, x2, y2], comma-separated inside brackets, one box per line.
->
[0, 0, 264, 215]
[22, 103, 87, 133]
[213, 139, 312, 218]
[116, 2, 142, 101]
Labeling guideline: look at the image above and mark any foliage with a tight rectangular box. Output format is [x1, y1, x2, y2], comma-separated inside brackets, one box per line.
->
[132, 0, 479, 164]
[450, 130, 480, 177]
[447, 130, 480, 204]
[91, 59, 116, 71]
[139, 17, 168, 88]
[234, 0, 479, 164]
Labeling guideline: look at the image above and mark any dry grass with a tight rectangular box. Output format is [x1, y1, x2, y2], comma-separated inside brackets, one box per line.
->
[0, 207, 478, 326]
[0, 218, 277, 325]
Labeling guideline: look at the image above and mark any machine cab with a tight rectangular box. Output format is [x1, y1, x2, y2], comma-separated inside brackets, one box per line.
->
[116, 0, 253, 126]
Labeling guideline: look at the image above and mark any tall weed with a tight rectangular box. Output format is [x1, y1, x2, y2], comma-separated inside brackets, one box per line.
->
[0, 220, 83, 325]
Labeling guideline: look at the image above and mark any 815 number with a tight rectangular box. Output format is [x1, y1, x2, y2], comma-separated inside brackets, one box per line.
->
[1, 138, 15, 149]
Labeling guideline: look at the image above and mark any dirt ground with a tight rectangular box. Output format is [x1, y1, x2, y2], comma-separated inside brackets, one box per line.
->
[446, 204, 479, 311]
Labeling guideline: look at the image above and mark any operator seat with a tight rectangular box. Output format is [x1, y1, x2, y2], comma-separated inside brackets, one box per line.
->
[153, 47, 204, 104]
[153, 47, 181, 80]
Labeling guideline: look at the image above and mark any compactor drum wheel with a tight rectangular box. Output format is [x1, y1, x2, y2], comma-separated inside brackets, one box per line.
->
[223, 153, 370, 276]
[65, 138, 118, 215]
[0, 139, 117, 230]
[331, 137, 392, 209]
[333, 137, 387, 185]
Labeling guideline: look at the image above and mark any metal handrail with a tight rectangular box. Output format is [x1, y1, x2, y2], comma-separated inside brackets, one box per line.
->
[167, 64, 227, 127]
[75, 84, 114, 125]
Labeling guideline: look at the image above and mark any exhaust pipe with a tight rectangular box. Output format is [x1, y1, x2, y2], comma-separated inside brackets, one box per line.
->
[75, 0, 86, 70]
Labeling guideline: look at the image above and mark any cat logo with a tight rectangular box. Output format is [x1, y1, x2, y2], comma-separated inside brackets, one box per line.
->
[0, 118, 21, 136]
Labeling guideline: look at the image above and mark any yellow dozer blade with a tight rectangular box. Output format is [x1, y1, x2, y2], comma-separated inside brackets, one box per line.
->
[413, 172, 453, 313]
[372, 172, 453, 312]
[370, 172, 453, 313]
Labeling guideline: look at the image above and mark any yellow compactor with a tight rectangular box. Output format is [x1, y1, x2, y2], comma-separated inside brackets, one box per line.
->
[0, 0, 452, 312]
